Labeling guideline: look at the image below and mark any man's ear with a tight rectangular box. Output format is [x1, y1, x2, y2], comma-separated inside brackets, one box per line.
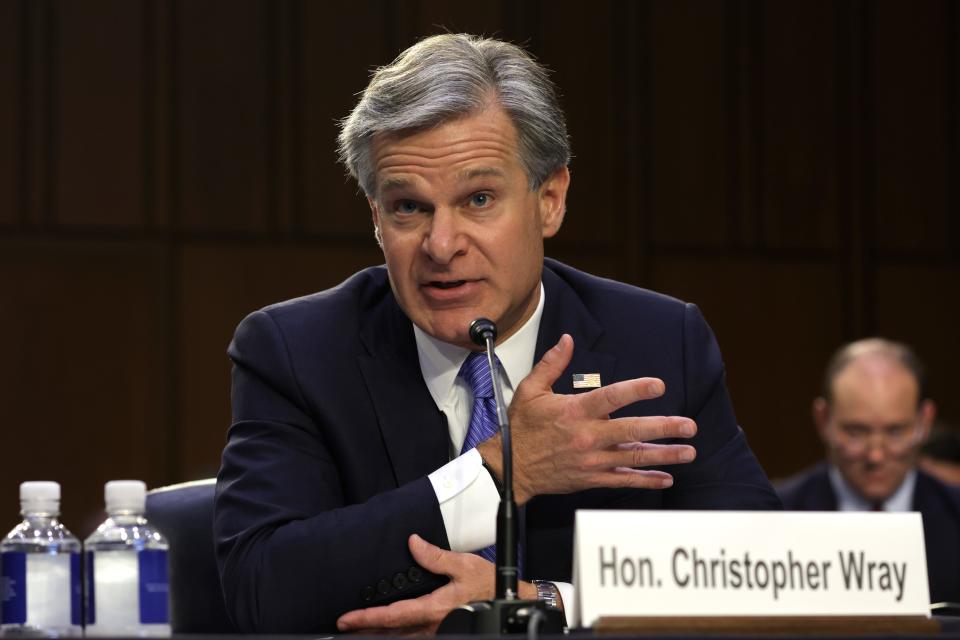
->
[368, 196, 383, 248]
[538, 166, 570, 239]
[812, 397, 831, 442]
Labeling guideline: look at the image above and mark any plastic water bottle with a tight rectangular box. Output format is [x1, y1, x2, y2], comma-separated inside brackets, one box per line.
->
[0, 481, 82, 637]
[83, 481, 170, 637]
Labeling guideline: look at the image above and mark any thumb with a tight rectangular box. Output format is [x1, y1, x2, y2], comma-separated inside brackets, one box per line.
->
[521, 334, 574, 395]
[408, 533, 455, 577]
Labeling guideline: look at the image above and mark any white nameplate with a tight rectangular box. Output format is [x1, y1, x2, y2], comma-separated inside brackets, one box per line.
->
[572, 511, 930, 627]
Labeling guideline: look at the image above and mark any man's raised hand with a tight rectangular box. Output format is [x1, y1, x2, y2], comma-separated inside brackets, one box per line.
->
[478, 334, 698, 504]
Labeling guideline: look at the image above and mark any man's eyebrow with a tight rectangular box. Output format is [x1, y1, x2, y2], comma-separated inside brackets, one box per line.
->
[379, 176, 413, 194]
[457, 167, 506, 181]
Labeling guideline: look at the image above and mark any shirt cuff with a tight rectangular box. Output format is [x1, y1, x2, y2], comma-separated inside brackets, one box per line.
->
[427, 448, 499, 552]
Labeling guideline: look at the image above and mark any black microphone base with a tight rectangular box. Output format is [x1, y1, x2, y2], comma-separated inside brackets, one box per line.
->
[437, 598, 565, 635]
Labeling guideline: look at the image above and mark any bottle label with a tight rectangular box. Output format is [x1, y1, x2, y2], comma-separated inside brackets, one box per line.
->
[85, 551, 95, 625]
[1, 551, 78, 626]
[85, 548, 169, 629]
[138, 549, 169, 624]
[70, 552, 82, 625]
[1, 552, 27, 624]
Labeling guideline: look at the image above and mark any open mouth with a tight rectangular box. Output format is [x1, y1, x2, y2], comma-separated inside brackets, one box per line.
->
[428, 280, 467, 289]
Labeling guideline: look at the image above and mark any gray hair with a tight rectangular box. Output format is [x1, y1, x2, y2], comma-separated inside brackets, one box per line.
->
[337, 33, 570, 197]
[822, 337, 927, 405]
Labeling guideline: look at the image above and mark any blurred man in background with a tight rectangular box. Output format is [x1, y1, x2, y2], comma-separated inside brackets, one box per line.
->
[778, 338, 960, 603]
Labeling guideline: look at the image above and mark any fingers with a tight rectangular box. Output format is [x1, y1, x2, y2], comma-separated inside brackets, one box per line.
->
[406, 534, 452, 576]
[613, 441, 696, 467]
[577, 441, 695, 476]
[337, 597, 432, 632]
[594, 415, 697, 448]
[570, 416, 697, 473]
[576, 377, 666, 417]
[522, 334, 574, 394]
[595, 416, 697, 468]
[610, 467, 676, 489]
[338, 536, 494, 634]
[336, 537, 451, 631]
[407, 534, 490, 582]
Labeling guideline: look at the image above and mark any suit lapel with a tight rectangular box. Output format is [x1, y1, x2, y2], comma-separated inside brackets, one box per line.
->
[537, 265, 617, 397]
[357, 294, 449, 487]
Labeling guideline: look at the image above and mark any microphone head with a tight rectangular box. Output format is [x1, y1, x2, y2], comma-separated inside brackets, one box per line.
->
[469, 318, 497, 346]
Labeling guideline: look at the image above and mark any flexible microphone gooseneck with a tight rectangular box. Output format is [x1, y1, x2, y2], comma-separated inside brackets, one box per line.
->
[437, 318, 565, 635]
[468, 318, 518, 601]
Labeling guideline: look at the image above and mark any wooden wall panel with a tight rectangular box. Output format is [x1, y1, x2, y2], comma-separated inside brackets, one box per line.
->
[649, 1, 729, 247]
[17, 0, 52, 227]
[953, 3, 960, 252]
[0, 0, 17, 225]
[56, 1, 144, 228]
[953, 3, 960, 251]
[539, 4, 625, 248]
[873, 1, 950, 253]
[405, 0, 505, 37]
[177, 0, 268, 232]
[0, 238, 170, 534]
[650, 258, 845, 478]
[544, 245, 622, 283]
[759, 1, 840, 250]
[177, 243, 383, 479]
[2, 0, 960, 523]
[875, 265, 960, 425]
[300, 2, 390, 238]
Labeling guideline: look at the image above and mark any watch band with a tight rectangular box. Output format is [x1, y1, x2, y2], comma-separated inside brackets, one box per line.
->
[531, 579, 561, 610]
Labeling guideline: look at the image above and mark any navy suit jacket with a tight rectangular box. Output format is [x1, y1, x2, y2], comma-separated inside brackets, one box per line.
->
[778, 463, 960, 604]
[214, 258, 781, 632]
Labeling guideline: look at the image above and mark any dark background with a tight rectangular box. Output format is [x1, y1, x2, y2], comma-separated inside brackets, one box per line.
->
[1, 0, 958, 534]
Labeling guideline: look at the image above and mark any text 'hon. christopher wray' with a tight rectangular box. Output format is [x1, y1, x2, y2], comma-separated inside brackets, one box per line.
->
[599, 546, 909, 603]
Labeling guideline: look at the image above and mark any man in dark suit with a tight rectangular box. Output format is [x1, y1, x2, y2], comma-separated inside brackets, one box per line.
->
[778, 338, 960, 603]
[214, 34, 780, 634]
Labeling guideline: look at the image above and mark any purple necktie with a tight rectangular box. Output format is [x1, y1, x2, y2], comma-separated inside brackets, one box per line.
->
[460, 352, 501, 455]
[459, 352, 501, 563]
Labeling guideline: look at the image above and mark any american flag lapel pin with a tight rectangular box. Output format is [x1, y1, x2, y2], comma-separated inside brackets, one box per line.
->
[572, 373, 602, 389]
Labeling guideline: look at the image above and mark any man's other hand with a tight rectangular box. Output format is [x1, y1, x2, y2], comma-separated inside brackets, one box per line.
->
[337, 534, 526, 635]
[478, 333, 698, 505]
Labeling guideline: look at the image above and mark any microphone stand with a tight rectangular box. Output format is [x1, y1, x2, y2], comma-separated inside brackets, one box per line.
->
[437, 319, 565, 635]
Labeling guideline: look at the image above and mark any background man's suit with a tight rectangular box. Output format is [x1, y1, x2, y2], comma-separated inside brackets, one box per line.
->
[778, 463, 960, 603]
[214, 258, 781, 632]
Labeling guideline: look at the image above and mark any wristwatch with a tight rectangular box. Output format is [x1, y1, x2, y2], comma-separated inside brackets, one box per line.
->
[531, 579, 561, 610]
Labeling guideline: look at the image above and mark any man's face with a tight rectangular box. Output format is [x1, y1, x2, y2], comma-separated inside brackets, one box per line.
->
[815, 356, 933, 504]
[367, 106, 568, 350]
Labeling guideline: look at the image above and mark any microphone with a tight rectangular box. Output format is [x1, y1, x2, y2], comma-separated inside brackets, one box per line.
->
[468, 318, 517, 601]
[437, 318, 565, 635]
[468, 317, 497, 345]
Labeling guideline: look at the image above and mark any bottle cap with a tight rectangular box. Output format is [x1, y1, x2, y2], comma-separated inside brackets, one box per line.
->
[104, 480, 147, 514]
[20, 481, 61, 514]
